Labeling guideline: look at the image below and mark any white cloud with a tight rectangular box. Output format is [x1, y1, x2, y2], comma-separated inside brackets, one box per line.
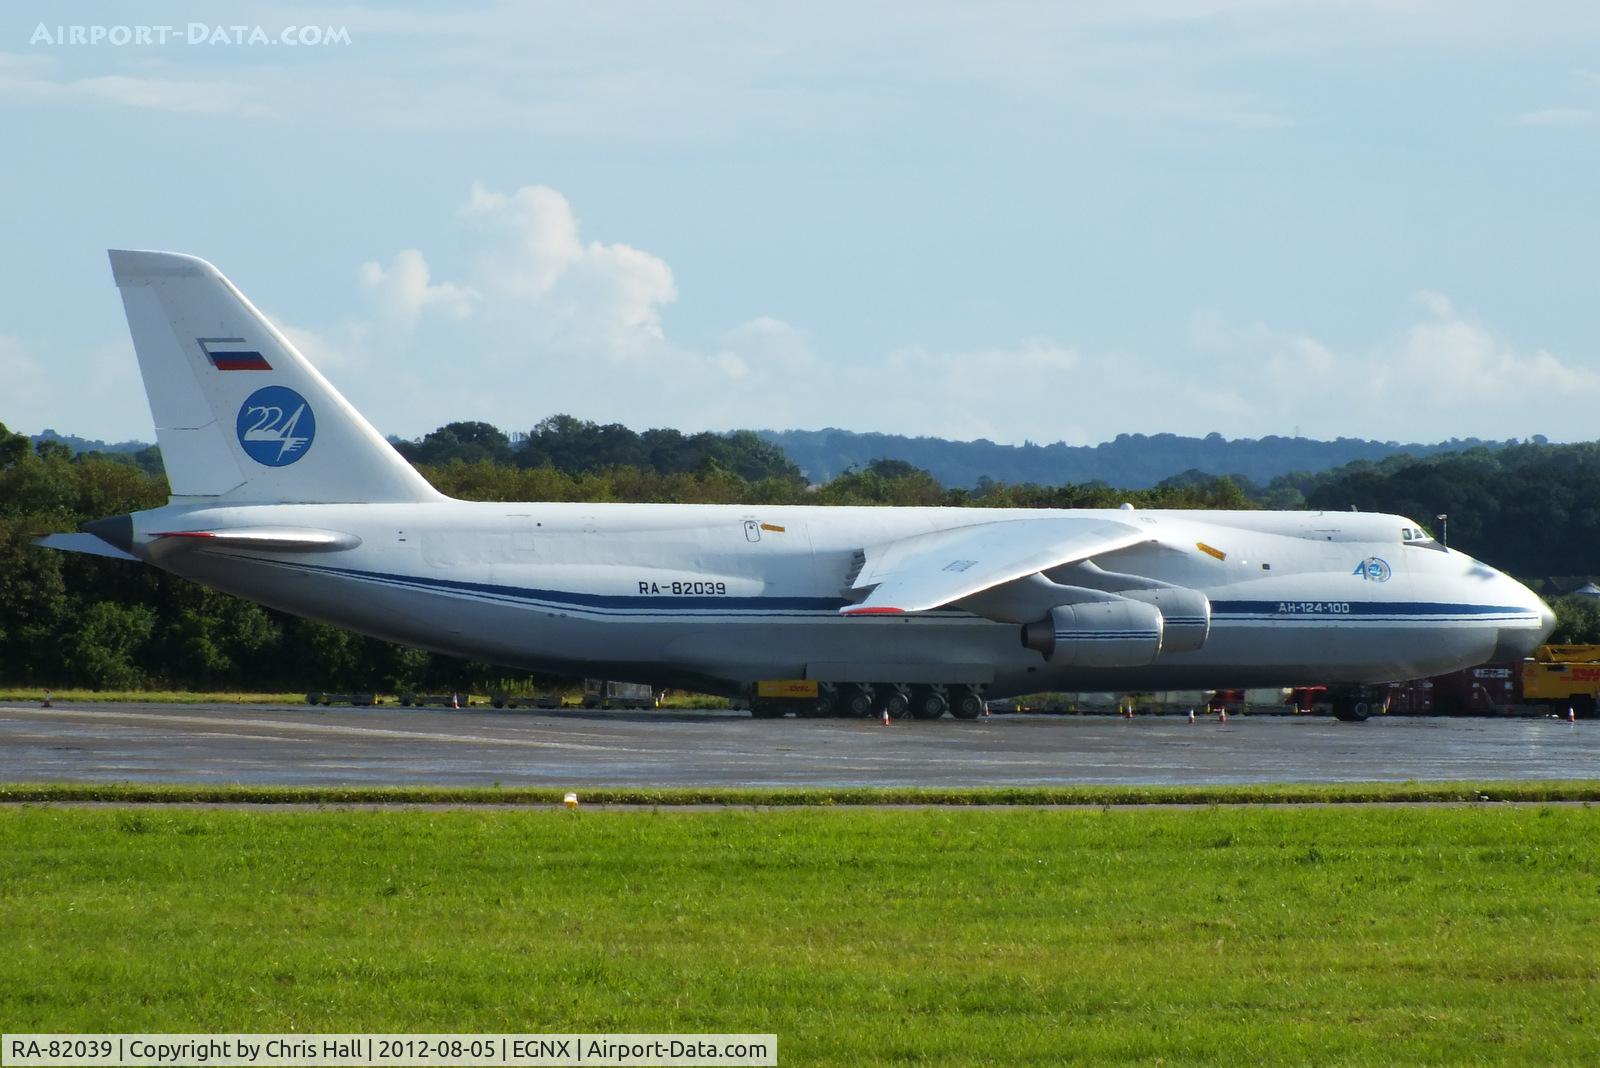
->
[0, 336, 51, 421]
[1391, 314, 1600, 407]
[276, 320, 367, 375]
[0, 54, 269, 118]
[1515, 107, 1598, 127]
[461, 183, 678, 349]
[1413, 290, 1456, 319]
[264, 184, 1600, 448]
[309, 186, 1095, 440]
[357, 250, 476, 328]
[1186, 299, 1600, 441]
[716, 318, 818, 376]
[0, 335, 147, 439]
[74, 74, 268, 117]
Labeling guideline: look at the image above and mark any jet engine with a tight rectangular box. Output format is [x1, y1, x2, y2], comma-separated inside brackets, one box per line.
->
[1044, 562, 1212, 654]
[1020, 598, 1164, 667]
[1115, 587, 1210, 654]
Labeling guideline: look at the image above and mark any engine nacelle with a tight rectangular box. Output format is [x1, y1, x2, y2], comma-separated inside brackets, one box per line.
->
[1020, 599, 1164, 667]
[1116, 587, 1211, 654]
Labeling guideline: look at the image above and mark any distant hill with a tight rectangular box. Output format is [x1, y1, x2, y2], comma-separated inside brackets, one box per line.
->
[31, 428, 152, 455]
[758, 428, 1538, 489]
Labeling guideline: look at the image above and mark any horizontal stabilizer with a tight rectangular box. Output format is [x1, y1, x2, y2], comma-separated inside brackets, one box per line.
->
[35, 533, 140, 561]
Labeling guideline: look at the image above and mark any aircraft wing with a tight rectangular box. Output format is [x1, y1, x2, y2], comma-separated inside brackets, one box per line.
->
[843, 516, 1152, 615]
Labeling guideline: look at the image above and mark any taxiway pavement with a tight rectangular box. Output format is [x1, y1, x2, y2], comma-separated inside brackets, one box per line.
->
[0, 703, 1594, 787]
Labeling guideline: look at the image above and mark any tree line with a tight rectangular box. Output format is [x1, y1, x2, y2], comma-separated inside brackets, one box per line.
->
[762, 426, 1527, 489]
[3, 417, 1597, 692]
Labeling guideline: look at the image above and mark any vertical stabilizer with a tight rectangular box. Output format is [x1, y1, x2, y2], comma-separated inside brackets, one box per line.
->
[108, 249, 442, 504]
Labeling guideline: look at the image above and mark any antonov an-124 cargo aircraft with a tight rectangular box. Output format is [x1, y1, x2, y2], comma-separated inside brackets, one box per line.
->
[38, 251, 1554, 720]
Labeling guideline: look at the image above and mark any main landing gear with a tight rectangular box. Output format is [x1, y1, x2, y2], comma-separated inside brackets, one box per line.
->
[752, 682, 986, 720]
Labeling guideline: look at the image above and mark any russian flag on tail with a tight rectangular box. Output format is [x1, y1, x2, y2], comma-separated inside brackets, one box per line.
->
[198, 336, 271, 371]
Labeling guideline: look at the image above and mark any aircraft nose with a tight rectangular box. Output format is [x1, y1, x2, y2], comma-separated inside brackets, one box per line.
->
[1538, 599, 1557, 642]
[1487, 575, 1555, 662]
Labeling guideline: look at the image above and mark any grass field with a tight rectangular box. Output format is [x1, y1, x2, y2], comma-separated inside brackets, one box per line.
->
[2, 805, 1596, 1064]
[5, 780, 1600, 805]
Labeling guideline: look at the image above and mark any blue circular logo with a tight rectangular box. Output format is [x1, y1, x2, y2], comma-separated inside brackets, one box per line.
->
[1353, 557, 1392, 582]
[236, 386, 315, 467]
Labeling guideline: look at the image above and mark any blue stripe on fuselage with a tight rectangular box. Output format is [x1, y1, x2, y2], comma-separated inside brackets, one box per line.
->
[239, 558, 1538, 623]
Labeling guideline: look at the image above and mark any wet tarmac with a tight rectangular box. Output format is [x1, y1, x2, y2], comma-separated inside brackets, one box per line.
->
[0, 702, 1594, 787]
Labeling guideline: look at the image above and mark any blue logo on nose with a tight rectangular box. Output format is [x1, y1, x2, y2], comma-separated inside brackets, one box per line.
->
[1353, 557, 1392, 582]
[236, 385, 315, 466]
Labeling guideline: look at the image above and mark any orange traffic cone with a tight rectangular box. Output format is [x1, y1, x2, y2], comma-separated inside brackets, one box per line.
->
[1188, 708, 1196, 725]
[1569, 706, 1577, 724]
[881, 705, 891, 726]
[451, 692, 460, 709]
[1219, 708, 1229, 724]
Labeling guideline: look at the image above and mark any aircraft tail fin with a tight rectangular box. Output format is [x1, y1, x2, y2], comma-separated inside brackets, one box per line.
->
[108, 250, 442, 504]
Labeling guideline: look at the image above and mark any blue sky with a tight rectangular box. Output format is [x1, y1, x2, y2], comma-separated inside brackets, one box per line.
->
[3, 2, 1599, 446]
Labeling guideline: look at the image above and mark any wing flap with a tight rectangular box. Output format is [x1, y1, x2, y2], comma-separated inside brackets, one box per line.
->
[843, 517, 1152, 615]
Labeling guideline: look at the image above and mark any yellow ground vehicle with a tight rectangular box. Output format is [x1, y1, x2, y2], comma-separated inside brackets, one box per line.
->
[1520, 645, 1600, 718]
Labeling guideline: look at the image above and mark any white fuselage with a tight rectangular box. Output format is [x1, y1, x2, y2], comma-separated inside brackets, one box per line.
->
[121, 500, 1552, 698]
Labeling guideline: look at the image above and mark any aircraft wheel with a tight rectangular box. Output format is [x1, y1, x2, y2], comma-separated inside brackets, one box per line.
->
[306, 692, 323, 706]
[803, 690, 838, 718]
[951, 688, 985, 719]
[841, 684, 875, 717]
[750, 699, 785, 719]
[1331, 686, 1376, 721]
[884, 689, 911, 719]
[911, 688, 947, 720]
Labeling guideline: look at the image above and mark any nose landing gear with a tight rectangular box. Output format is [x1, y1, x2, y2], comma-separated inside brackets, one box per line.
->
[1329, 684, 1385, 722]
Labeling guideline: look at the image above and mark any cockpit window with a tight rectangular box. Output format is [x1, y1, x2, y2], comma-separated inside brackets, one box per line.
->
[1402, 529, 1413, 541]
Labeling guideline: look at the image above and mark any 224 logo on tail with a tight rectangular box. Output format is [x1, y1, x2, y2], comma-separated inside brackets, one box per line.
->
[236, 386, 315, 466]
